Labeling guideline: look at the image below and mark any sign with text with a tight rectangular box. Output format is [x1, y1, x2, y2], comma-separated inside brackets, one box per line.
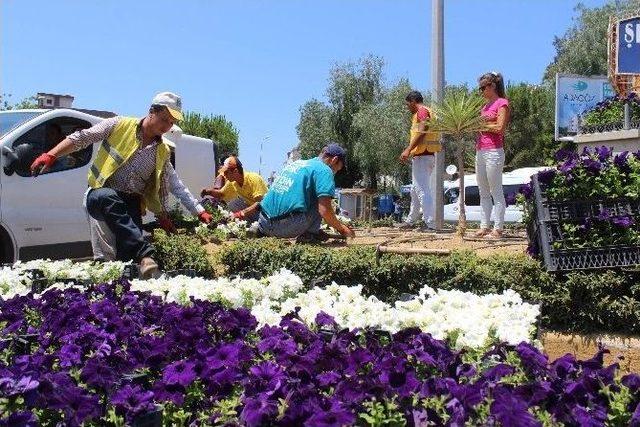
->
[555, 74, 614, 140]
[617, 16, 640, 74]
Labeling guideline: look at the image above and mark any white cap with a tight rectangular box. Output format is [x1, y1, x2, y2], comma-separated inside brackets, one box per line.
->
[151, 92, 183, 121]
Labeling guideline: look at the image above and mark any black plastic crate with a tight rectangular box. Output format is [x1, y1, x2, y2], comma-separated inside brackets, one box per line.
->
[528, 175, 640, 271]
[545, 246, 640, 271]
[531, 175, 640, 222]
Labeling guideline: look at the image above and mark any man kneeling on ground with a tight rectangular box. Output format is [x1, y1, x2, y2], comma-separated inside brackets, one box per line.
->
[201, 155, 267, 222]
[258, 143, 355, 243]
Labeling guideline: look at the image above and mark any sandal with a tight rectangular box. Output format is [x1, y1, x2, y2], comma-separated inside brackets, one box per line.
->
[472, 228, 491, 238]
[485, 229, 503, 240]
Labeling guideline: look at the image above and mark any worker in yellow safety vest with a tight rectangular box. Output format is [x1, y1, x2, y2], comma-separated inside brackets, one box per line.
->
[30, 92, 212, 278]
[398, 90, 441, 231]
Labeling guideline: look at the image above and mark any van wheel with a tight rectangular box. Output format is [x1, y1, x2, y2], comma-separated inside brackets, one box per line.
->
[0, 227, 15, 264]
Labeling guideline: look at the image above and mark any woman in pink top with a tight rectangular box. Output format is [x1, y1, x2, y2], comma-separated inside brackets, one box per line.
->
[474, 72, 510, 239]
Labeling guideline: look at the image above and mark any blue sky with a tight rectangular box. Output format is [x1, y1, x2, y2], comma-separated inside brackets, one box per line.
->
[2, 0, 607, 176]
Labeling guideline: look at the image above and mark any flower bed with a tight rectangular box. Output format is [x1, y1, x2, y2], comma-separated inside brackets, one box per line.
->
[219, 239, 640, 335]
[519, 147, 640, 271]
[1, 263, 539, 350]
[1, 279, 639, 426]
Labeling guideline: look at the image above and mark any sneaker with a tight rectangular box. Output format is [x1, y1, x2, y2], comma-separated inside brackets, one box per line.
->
[139, 257, 160, 279]
[418, 222, 437, 232]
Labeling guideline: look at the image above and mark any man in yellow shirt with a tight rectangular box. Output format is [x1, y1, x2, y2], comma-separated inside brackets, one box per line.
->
[201, 156, 267, 222]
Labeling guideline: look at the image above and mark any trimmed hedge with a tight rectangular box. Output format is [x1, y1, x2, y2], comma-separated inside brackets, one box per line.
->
[152, 230, 215, 278]
[219, 238, 640, 335]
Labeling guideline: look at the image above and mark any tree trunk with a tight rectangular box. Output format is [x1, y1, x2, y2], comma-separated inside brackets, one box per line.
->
[457, 144, 467, 235]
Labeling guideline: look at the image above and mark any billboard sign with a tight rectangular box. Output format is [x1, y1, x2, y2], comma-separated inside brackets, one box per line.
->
[617, 16, 640, 74]
[555, 74, 614, 140]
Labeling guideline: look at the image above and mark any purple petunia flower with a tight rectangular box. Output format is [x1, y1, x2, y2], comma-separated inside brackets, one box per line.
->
[582, 158, 603, 175]
[163, 359, 196, 387]
[59, 343, 83, 368]
[621, 373, 640, 392]
[0, 410, 38, 427]
[537, 169, 557, 185]
[559, 158, 577, 175]
[613, 151, 630, 172]
[595, 146, 612, 162]
[80, 357, 117, 390]
[111, 384, 155, 420]
[516, 342, 549, 376]
[490, 387, 541, 427]
[240, 396, 279, 427]
[554, 148, 578, 162]
[611, 216, 634, 228]
[304, 406, 356, 427]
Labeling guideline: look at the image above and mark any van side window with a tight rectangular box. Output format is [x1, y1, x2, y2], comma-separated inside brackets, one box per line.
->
[464, 186, 480, 206]
[11, 118, 93, 177]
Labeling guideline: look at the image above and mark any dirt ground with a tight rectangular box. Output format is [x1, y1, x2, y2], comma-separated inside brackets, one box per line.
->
[541, 331, 640, 374]
[207, 227, 640, 372]
[345, 226, 528, 257]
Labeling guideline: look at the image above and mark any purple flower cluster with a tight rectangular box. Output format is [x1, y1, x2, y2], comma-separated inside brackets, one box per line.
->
[1, 281, 640, 426]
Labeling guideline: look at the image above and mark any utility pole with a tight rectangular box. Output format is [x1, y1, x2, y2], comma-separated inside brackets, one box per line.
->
[432, 0, 445, 229]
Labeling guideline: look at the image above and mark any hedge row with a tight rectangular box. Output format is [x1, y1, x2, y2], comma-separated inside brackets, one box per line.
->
[216, 238, 640, 335]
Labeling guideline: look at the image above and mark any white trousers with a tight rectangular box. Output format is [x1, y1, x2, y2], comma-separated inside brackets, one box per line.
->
[475, 148, 505, 230]
[406, 155, 435, 225]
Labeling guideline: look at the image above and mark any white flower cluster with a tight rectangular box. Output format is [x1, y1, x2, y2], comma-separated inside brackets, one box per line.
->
[129, 267, 304, 308]
[321, 214, 351, 232]
[0, 259, 127, 300]
[252, 283, 540, 349]
[195, 205, 258, 239]
[0, 259, 540, 349]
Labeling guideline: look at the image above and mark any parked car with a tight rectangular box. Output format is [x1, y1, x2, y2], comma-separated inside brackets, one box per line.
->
[0, 108, 218, 263]
[443, 167, 549, 223]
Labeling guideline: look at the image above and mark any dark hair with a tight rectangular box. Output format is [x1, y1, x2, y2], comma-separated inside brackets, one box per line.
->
[478, 72, 506, 98]
[405, 90, 424, 103]
[149, 104, 168, 114]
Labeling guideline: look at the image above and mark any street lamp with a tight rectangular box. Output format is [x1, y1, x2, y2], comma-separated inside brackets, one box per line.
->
[259, 135, 270, 177]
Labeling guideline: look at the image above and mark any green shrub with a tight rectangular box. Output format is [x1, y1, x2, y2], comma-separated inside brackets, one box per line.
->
[220, 238, 640, 334]
[152, 230, 215, 278]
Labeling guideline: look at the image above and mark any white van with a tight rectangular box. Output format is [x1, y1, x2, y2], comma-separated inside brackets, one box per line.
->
[0, 109, 218, 263]
[443, 167, 549, 223]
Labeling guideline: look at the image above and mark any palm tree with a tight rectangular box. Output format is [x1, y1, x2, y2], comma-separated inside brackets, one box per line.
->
[430, 90, 487, 235]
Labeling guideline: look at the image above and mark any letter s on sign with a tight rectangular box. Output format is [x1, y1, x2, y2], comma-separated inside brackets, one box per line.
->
[625, 23, 634, 47]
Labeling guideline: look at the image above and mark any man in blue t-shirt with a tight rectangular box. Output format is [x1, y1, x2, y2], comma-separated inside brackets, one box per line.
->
[258, 143, 355, 242]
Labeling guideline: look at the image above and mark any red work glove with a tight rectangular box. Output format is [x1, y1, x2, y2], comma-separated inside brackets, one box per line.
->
[158, 217, 177, 234]
[30, 153, 57, 176]
[232, 211, 246, 220]
[198, 211, 213, 224]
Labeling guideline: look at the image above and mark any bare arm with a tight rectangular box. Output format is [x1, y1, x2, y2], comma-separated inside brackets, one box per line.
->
[47, 138, 77, 158]
[485, 106, 510, 134]
[318, 196, 355, 238]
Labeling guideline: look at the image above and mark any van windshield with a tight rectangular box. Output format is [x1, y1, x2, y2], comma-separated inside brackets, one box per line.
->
[0, 111, 44, 138]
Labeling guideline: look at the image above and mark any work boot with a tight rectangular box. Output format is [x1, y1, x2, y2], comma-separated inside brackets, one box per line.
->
[139, 257, 160, 279]
[397, 222, 416, 230]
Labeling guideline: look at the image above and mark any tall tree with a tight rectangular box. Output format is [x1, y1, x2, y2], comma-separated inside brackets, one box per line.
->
[352, 79, 414, 189]
[297, 55, 385, 187]
[179, 112, 239, 158]
[296, 100, 336, 159]
[0, 93, 38, 110]
[543, 1, 640, 82]
[503, 83, 555, 168]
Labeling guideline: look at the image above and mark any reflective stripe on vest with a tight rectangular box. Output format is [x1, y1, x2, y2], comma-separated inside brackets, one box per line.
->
[87, 117, 171, 214]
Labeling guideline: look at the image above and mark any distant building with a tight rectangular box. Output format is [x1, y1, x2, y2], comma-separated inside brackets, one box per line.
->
[37, 93, 74, 108]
